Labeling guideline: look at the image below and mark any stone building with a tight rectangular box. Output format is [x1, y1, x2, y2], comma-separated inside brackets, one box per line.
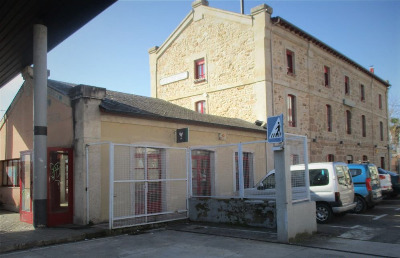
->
[149, 0, 391, 167]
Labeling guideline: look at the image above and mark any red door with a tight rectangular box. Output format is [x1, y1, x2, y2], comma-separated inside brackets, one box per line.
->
[192, 150, 211, 196]
[20, 151, 33, 224]
[47, 148, 73, 227]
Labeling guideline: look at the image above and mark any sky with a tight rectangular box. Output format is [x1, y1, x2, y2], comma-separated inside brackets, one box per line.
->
[1, 0, 399, 119]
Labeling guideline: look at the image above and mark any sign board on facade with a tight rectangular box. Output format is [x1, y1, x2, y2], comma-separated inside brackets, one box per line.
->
[177, 128, 189, 143]
[267, 114, 284, 143]
[160, 72, 188, 86]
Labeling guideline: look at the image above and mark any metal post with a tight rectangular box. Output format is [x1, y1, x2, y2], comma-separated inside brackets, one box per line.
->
[274, 142, 291, 242]
[108, 143, 114, 229]
[238, 143, 244, 198]
[303, 136, 310, 200]
[240, 0, 244, 14]
[86, 145, 89, 224]
[33, 24, 47, 228]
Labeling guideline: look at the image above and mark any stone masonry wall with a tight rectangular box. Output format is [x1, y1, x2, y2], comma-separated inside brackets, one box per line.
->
[151, 3, 389, 166]
[156, 8, 257, 121]
[270, 24, 389, 164]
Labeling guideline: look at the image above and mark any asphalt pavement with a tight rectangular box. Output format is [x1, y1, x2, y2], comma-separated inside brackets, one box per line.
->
[1, 207, 400, 257]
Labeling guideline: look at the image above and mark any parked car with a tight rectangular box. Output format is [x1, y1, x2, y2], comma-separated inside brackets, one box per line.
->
[378, 168, 400, 197]
[348, 163, 382, 213]
[377, 168, 393, 197]
[245, 162, 356, 224]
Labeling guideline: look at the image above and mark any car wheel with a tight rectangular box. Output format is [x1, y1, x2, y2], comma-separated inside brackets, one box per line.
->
[353, 195, 367, 213]
[316, 203, 333, 224]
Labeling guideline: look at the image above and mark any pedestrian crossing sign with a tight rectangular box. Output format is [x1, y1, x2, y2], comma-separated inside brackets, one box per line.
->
[267, 114, 284, 143]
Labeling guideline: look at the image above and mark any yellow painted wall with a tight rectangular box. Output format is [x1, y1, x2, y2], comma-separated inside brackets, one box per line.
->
[88, 113, 266, 223]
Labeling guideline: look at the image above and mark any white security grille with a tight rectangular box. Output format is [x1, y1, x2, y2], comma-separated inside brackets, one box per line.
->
[111, 144, 188, 229]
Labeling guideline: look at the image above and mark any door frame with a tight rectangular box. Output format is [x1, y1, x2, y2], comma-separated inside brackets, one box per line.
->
[47, 147, 74, 227]
[19, 150, 33, 224]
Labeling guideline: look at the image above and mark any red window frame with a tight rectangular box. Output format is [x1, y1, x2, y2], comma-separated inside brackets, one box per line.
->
[361, 115, 366, 137]
[235, 152, 252, 191]
[287, 94, 296, 127]
[327, 154, 335, 162]
[195, 58, 205, 80]
[345, 76, 350, 95]
[192, 150, 212, 196]
[324, 66, 330, 87]
[326, 104, 332, 132]
[286, 49, 294, 75]
[195, 100, 206, 114]
[291, 154, 300, 165]
[378, 94, 382, 109]
[2, 159, 20, 187]
[134, 148, 163, 215]
[380, 157, 385, 169]
[346, 110, 351, 134]
[360, 84, 365, 101]
[380, 121, 384, 141]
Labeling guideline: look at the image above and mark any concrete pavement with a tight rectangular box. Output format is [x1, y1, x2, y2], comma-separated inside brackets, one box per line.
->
[1, 209, 400, 257]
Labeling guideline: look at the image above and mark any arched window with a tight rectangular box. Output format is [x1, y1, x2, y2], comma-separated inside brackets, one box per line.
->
[327, 154, 334, 162]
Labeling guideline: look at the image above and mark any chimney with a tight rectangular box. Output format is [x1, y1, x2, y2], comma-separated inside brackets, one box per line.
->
[369, 66, 374, 73]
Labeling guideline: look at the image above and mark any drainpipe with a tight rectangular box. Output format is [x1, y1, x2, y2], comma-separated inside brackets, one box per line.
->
[33, 24, 48, 228]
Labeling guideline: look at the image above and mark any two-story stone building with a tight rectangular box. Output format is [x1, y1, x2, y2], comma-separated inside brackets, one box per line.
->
[149, 0, 390, 167]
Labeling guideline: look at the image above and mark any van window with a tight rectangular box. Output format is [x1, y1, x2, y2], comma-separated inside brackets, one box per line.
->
[262, 173, 275, 189]
[309, 169, 329, 186]
[336, 166, 352, 185]
[349, 169, 362, 177]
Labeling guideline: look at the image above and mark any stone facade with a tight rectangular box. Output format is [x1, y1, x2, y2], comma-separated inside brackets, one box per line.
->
[149, 1, 390, 167]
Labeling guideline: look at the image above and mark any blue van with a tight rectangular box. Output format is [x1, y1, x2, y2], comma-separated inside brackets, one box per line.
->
[348, 163, 382, 213]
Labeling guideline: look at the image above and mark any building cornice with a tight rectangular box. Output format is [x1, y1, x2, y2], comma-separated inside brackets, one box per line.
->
[271, 16, 390, 88]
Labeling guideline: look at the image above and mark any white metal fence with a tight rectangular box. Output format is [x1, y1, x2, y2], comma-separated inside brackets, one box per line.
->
[86, 134, 308, 229]
[189, 135, 309, 202]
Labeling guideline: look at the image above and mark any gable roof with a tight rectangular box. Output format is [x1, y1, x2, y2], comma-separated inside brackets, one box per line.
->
[47, 79, 264, 133]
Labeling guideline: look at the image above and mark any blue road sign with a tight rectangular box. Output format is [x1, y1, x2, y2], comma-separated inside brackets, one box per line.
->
[267, 114, 284, 143]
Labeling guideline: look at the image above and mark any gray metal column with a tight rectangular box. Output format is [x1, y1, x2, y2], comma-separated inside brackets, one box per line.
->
[33, 24, 48, 228]
[274, 144, 292, 242]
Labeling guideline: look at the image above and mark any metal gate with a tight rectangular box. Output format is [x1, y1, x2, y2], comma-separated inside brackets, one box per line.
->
[86, 143, 189, 229]
[111, 144, 189, 229]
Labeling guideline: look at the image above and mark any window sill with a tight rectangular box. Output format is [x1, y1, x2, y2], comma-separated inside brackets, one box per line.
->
[194, 78, 206, 84]
[286, 72, 296, 78]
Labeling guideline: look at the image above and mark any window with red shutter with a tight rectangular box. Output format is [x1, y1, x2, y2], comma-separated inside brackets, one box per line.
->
[286, 50, 295, 75]
[287, 94, 296, 127]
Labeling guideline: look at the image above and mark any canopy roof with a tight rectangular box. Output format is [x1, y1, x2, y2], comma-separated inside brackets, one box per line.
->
[0, 0, 116, 88]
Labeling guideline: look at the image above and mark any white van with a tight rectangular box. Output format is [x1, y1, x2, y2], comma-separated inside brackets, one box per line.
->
[245, 162, 356, 223]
